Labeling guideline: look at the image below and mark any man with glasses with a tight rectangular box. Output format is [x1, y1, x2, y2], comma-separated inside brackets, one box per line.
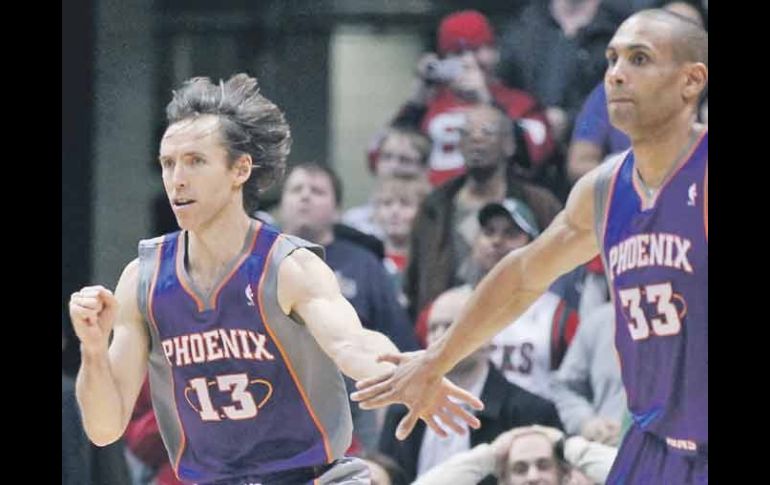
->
[403, 103, 561, 320]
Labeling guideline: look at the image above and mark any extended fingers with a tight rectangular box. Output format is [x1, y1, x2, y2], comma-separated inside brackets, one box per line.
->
[435, 407, 466, 435]
[446, 382, 484, 411]
[397, 411, 425, 440]
[354, 370, 394, 391]
[442, 398, 479, 430]
[352, 385, 398, 410]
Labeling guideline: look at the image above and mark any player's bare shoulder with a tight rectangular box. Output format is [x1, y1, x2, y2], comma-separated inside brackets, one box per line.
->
[284, 246, 323, 267]
[121, 258, 140, 282]
[112, 258, 147, 333]
[116, 258, 141, 302]
[565, 154, 624, 235]
[279, 247, 329, 285]
[277, 247, 336, 314]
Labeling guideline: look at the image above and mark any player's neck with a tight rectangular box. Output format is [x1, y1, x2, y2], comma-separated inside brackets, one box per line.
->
[632, 116, 703, 190]
[186, 205, 253, 273]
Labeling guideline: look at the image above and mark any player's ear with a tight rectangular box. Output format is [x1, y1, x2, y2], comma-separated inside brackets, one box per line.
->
[232, 154, 252, 187]
[682, 63, 707, 103]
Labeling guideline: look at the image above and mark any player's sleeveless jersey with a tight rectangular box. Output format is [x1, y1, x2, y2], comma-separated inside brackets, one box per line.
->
[136, 220, 352, 483]
[594, 129, 707, 455]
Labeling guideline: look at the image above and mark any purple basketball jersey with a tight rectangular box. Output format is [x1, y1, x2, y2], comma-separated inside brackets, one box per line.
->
[138, 221, 352, 484]
[601, 130, 707, 455]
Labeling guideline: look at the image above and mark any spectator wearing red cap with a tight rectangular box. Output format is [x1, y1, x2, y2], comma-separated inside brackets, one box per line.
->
[388, 10, 557, 188]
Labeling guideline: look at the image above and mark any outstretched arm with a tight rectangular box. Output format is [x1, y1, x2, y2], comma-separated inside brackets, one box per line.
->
[352, 167, 603, 439]
[277, 248, 482, 436]
[277, 247, 403, 381]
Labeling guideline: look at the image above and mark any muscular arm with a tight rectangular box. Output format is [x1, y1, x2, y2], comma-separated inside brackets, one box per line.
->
[351, 170, 603, 440]
[278, 249, 481, 435]
[276, 248, 400, 381]
[73, 260, 150, 446]
[427, 170, 601, 376]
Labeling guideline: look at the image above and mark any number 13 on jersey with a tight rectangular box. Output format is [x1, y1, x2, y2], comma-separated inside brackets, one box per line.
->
[185, 374, 273, 421]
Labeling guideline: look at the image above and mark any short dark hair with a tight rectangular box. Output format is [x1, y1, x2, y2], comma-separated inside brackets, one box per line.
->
[285, 162, 344, 206]
[165, 73, 291, 214]
[633, 9, 708, 67]
[460, 103, 514, 138]
[657, 0, 707, 28]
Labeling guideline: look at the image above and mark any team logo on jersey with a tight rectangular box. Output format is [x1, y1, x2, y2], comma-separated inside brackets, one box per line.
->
[245, 284, 255, 306]
[608, 233, 694, 277]
[162, 329, 276, 367]
[688, 183, 697, 206]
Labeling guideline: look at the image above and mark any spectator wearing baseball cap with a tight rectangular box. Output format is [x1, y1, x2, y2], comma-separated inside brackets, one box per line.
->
[473, 197, 579, 400]
[384, 9, 558, 188]
[437, 10, 496, 55]
[413, 192, 582, 402]
[477, 197, 541, 240]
